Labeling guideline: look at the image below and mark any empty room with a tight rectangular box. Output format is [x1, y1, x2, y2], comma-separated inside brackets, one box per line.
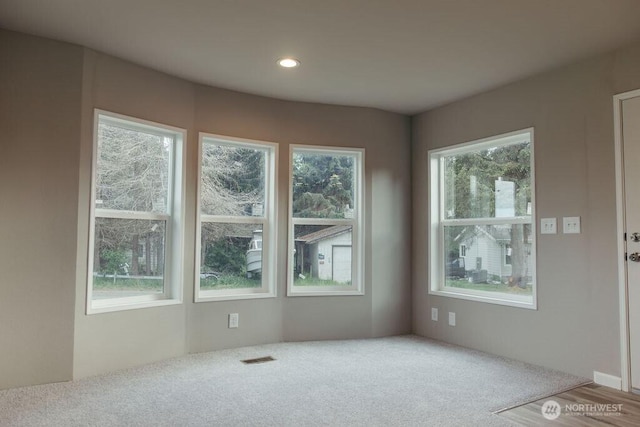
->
[3, 1, 640, 425]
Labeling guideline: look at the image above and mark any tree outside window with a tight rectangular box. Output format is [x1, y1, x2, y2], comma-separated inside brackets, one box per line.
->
[288, 146, 364, 296]
[429, 129, 536, 308]
[195, 135, 277, 301]
[87, 111, 185, 313]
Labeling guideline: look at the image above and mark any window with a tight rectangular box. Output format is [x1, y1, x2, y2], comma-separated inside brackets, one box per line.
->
[87, 111, 185, 313]
[288, 146, 364, 296]
[428, 129, 536, 308]
[504, 244, 512, 265]
[195, 134, 277, 301]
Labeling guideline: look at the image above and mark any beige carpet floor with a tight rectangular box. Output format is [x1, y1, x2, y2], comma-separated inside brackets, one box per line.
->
[0, 335, 589, 426]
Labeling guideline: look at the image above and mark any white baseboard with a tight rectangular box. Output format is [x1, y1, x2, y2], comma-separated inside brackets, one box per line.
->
[593, 371, 622, 390]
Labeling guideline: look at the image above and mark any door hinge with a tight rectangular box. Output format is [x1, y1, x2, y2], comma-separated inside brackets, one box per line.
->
[624, 232, 627, 241]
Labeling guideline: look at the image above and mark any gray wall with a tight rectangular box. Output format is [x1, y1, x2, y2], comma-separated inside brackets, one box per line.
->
[11, 23, 640, 390]
[412, 42, 640, 379]
[72, 50, 194, 379]
[73, 52, 411, 376]
[0, 30, 411, 388]
[0, 30, 82, 389]
[192, 88, 413, 348]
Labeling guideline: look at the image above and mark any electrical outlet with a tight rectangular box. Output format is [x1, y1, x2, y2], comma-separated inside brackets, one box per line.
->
[431, 307, 438, 321]
[540, 218, 557, 234]
[448, 312, 456, 326]
[563, 216, 581, 234]
[228, 313, 239, 329]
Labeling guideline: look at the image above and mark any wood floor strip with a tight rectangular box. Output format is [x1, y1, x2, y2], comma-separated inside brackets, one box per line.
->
[493, 381, 593, 413]
[498, 384, 640, 426]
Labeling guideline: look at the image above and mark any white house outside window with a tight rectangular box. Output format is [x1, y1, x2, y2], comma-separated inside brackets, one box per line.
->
[428, 129, 536, 308]
[288, 145, 364, 296]
[87, 111, 185, 313]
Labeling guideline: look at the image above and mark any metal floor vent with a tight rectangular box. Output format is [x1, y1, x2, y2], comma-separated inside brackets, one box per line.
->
[241, 356, 275, 364]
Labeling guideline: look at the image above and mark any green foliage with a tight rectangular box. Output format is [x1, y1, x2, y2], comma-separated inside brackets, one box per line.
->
[204, 237, 247, 275]
[293, 153, 354, 218]
[101, 249, 127, 275]
[200, 274, 260, 290]
[293, 276, 349, 287]
[93, 276, 162, 291]
[221, 148, 264, 194]
[445, 141, 531, 219]
[293, 192, 340, 218]
[445, 279, 532, 295]
[443, 140, 532, 280]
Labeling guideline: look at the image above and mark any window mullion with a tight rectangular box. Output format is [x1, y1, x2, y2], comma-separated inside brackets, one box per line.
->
[441, 217, 532, 227]
[200, 214, 268, 224]
[95, 209, 169, 221]
[291, 217, 355, 226]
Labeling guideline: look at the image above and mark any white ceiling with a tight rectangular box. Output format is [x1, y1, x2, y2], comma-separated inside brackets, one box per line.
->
[2, 0, 640, 114]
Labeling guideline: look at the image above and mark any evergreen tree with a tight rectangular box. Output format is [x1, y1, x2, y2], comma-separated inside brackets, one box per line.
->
[445, 141, 531, 285]
[292, 153, 354, 218]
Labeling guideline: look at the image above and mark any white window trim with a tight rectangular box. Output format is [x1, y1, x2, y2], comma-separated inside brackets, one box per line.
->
[428, 128, 537, 309]
[287, 145, 365, 297]
[86, 110, 185, 314]
[195, 133, 278, 302]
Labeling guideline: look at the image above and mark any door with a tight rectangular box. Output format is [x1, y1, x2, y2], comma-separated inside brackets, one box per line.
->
[622, 94, 640, 391]
[332, 245, 352, 283]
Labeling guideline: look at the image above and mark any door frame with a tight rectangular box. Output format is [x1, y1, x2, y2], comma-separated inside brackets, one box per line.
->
[613, 88, 640, 392]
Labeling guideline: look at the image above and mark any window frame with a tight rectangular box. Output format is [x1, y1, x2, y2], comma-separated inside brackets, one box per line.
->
[428, 128, 537, 309]
[287, 145, 365, 297]
[86, 110, 186, 314]
[195, 133, 278, 302]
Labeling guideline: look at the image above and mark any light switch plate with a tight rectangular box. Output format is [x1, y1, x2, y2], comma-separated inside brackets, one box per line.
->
[541, 218, 557, 234]
[563, 216, 581, 234]
[228, 313, 239, 328]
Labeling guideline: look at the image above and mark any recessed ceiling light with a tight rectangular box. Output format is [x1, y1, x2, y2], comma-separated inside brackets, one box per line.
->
[278, 58, 300, 68]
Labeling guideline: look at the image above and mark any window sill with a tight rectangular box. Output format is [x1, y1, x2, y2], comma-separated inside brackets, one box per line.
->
[287, 288, 364, 297]
[87, 296, 182, 315]
[429, 287, 536, 310]
[195, 290, 276, 303]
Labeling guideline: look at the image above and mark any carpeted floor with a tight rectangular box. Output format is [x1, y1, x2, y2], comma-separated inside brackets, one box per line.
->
[0, 335, 589, 426]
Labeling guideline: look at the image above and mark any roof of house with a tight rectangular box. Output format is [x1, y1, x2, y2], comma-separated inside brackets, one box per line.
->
[455, 224, 533, 245]
[296, 225, 351, 244]
[455, 226, 496, 244]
